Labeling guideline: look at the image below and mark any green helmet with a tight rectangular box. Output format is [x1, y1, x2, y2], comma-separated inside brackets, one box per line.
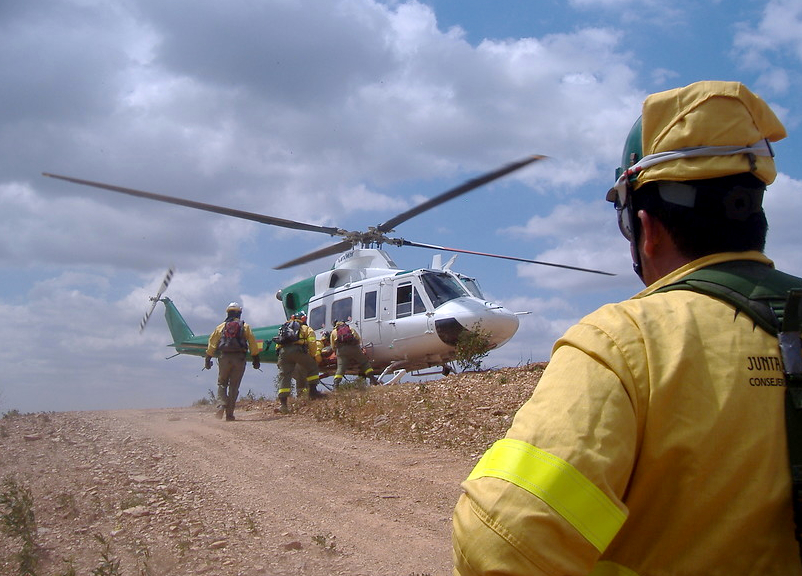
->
[614, 116, 643, 184]
[607, 117, 643, 245]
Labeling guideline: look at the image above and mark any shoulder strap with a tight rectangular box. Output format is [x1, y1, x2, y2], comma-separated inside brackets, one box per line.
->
[654, 260, 801, 335]
[781, 289, 802, 563]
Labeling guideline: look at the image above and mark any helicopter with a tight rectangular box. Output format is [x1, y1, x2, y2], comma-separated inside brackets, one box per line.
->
[43, 156, 613, 382]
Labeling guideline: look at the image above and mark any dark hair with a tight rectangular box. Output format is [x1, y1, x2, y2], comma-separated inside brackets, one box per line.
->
[632, 173, 768, 259]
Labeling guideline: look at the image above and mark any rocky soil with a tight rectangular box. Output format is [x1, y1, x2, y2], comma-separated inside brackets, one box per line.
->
[0, 364, 543, 576]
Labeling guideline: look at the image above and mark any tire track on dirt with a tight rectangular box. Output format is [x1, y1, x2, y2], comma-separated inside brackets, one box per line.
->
[108, 406, 472, 575]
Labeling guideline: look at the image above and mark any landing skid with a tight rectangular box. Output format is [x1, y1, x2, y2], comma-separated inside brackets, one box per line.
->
[376, 362, 455, 385]
[377, 361, 407, 385]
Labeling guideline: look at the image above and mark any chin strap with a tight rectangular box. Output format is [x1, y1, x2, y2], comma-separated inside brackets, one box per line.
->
[631, 250, 643, 280]
[628, 206, 644, 281]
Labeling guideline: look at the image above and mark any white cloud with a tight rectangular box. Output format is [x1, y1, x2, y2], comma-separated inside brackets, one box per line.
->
[486, 295, 586, 365]
[501, 198, 636, 290]
[1, 0, 800, 412]
[764, 172, 802, 272]
[733, 0, 802, 95]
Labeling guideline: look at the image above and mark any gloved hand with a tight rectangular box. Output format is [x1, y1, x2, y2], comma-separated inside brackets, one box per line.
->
[204, 356, 213, 370]
[252, 356, 261, 370]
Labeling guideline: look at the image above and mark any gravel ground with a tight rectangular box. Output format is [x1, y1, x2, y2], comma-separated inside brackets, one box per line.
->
[0, 364, 543, 575]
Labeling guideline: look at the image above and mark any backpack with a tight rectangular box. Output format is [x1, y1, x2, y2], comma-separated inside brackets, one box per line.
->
[275, 320, 301, 345]
[218, 319, 247, 352]
[655, 260, 802, 558]
[336, 323, 356, 344]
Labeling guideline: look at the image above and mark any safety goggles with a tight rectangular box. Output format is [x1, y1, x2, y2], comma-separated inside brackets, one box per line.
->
[606, 140, 774, 241]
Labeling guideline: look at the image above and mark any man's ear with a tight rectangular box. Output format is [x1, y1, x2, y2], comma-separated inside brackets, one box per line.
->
[637, 210, 664, 258]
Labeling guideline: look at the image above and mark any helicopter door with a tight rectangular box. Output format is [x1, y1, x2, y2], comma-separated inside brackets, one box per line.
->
[331, 285, 385, 360]
[379, 277, 432, 355]
[378, 279, 394, 346]
[358, 287, 380, 353]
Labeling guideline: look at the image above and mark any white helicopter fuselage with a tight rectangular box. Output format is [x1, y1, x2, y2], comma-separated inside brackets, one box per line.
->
[301, 249, 519, 373]
[45, 158, 608, 382]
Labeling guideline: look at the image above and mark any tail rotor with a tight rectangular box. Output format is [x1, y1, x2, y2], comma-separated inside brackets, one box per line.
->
[140, 266, 175, 332]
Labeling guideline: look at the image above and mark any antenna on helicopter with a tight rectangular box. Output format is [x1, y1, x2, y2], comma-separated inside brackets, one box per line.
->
[139, 266, 174, 332]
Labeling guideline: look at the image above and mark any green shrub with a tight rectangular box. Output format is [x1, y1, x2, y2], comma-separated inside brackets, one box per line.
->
[1, 475, 38, 575]
[454, 322, 492, 372]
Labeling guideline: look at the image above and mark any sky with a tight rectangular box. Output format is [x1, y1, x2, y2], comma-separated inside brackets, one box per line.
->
[1, 0, 801, 413]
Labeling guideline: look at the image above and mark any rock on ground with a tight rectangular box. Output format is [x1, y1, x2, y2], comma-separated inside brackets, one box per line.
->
[0, 364, 543, 575]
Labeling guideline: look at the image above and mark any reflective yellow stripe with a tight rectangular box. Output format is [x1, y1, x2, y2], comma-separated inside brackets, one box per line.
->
[467, 438, 626, 552]
[278, 387, 291, 394]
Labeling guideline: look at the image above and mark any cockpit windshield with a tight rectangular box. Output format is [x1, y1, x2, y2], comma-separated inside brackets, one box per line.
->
[420, 271, 468, 308]
[456, 275, 484, 298]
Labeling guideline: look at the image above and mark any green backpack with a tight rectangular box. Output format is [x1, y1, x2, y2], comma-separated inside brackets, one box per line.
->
[655, 260, 802, 557]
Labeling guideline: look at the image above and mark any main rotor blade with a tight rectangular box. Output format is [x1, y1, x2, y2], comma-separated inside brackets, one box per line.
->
[42, 173, 342, 236]
[376, 155, 545, 233]
[274, 239, 355, 270]
[400, 240, 615, 276]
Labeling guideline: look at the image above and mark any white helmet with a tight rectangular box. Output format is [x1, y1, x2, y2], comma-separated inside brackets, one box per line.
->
[226, 302, 242, 314]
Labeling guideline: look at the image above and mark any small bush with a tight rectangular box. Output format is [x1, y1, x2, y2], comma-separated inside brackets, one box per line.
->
[91, 533, 122, 576]
[454, 322, 492, 372]
[0, 475, 38, 575]
[311, 532, 337, 552]
[192, 388, 217, 407]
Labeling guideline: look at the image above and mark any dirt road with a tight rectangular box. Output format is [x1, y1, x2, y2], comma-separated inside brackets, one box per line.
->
[0, 406, 474, 575]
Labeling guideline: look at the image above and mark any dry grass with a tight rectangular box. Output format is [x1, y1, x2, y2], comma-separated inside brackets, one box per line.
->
[249, 363, 546, 459]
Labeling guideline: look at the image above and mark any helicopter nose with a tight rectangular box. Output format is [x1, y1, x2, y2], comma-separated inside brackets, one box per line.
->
[433, 298, 519, 347]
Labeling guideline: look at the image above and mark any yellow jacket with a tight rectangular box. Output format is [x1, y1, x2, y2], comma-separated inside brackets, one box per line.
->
[206, 320, 260, 358]
[277, 323, 318, 359]
[453, 251, 801, 575]
[331, 323, 362, 349]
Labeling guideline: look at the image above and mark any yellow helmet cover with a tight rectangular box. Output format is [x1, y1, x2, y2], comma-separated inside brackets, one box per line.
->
[637, 81, 787, 189]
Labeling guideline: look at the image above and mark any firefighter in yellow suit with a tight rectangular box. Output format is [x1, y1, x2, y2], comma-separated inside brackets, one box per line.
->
[331, 320, 379, 387]
[276, 312, 322, 413]
[205, 302, 261, 421]
[452, 81, 802, 574]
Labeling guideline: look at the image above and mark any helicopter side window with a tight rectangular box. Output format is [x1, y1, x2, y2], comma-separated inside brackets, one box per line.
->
[309, 306, 326, 331]
[420, 272, 468, 308]
[332, 297, 353, 324]
[396, 283, 426, 318]
[396, 284, 413, 318]
[364, 291, 377, 320]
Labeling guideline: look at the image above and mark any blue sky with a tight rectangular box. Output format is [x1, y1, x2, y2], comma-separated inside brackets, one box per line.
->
[1, 0, 801, 413]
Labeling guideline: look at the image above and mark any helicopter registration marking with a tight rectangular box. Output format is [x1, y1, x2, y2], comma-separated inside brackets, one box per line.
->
[336, 251, 356, 266]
